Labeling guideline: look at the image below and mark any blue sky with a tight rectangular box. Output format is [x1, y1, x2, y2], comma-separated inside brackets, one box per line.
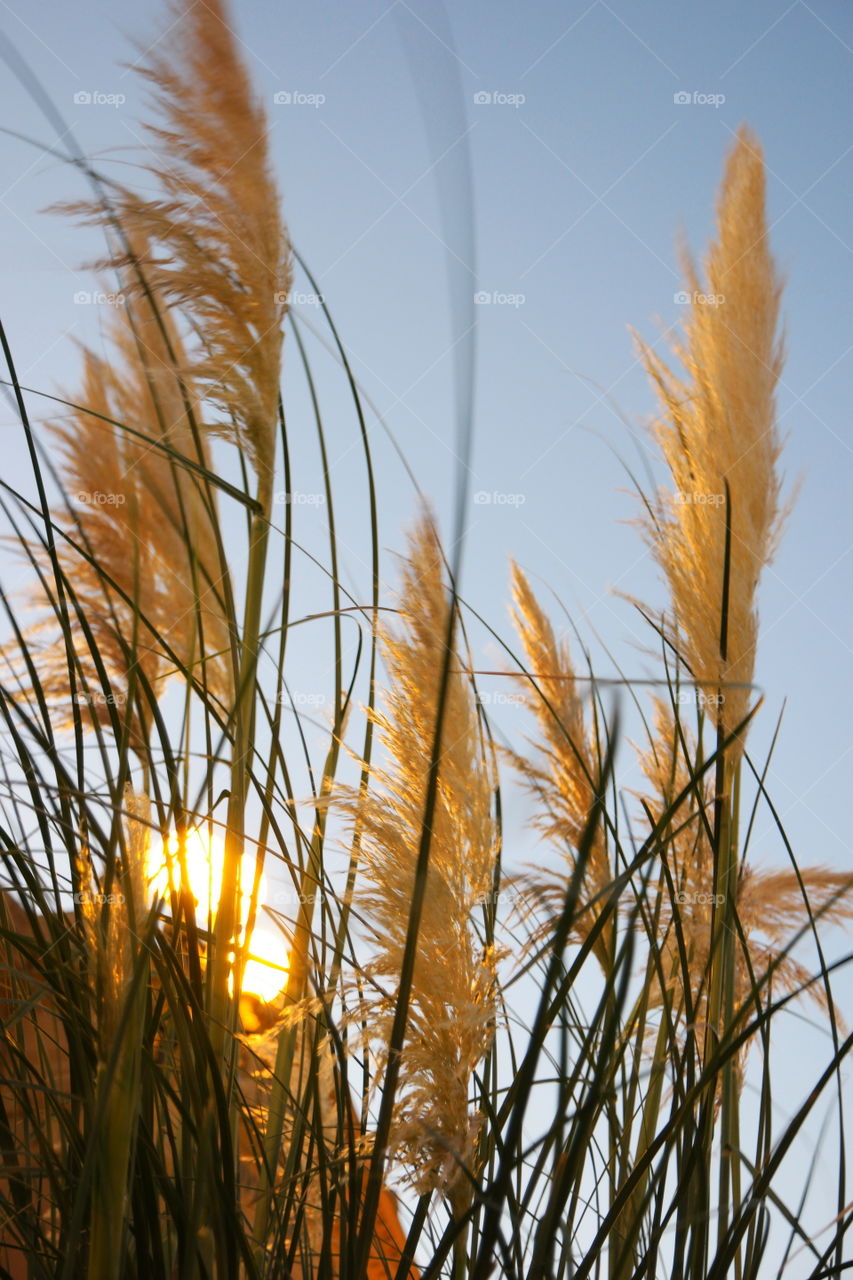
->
[1, 0, 851, 844]
[1, 0, 852, 1252]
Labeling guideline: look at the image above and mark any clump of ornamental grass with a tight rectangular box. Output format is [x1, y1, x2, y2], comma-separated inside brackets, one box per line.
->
[0, 0, 417, 1271]
[625, 124, 821, 1279]
[492, 126, 851, 1280]
[336, 517, 498, 1220]
[2, 0, 852, 1263]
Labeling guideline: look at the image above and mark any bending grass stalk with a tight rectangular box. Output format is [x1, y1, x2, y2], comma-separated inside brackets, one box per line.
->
[209, 471, 274, 1059]
[189, 473, 273, 1279]
[718, 760, 743, 1259]
[698, 482, 742, 1276]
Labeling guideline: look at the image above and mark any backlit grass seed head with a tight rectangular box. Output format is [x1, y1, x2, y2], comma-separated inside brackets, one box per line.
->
[636, 126, 787, 753]
[508, 563, 612, 967]
[340, 517, 498, 1209]
[81, 295, 233, 693]
[23, 295, 233, 737]
[62, 0, 290, 485]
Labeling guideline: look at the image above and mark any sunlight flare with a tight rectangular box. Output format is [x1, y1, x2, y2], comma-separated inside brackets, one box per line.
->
[146, 827, 287, 1002]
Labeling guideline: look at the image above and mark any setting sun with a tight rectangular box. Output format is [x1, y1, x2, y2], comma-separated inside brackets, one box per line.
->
[241, 931, 289, 1004]
[146, 827, 288, 1002]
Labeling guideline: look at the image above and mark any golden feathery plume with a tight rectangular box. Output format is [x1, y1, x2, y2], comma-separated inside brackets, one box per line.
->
[61, 0, 290, 486]
[635, 125, 787, 754]
[18, 289, 233, 742]
[340, 516, 497, 1215]
[636, 700, 853, 1086]
[508, 563, 613, 969]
